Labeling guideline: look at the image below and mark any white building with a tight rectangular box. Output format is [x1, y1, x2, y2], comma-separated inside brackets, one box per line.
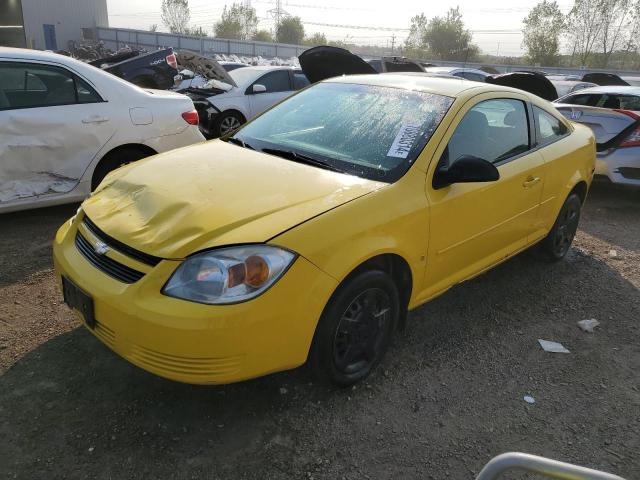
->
[0, 0, 108, 50]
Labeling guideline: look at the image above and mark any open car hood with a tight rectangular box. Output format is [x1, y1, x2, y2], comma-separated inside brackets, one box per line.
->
[487, 72, 558, 101]
[581, 73, 629, 86]
[299, 46, 377, 83]
[82, 141, 385, 258]
[175, 50, 237, 88]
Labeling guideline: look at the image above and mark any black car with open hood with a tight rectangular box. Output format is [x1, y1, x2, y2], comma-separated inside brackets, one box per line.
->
[298, 46, 377, 83]
[486, 72, 558, 101]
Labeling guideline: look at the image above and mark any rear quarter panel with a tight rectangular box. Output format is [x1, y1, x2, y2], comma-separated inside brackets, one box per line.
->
[537, 121, 595, 233]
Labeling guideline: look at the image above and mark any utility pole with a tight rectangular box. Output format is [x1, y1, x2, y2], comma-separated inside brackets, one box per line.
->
[268, 0, 288, 40]
[496, 42, 501, 57]
[390, 34, 395, 55]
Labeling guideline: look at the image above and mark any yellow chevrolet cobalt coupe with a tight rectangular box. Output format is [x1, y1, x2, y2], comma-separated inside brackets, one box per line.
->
[54, 73, 595, 386]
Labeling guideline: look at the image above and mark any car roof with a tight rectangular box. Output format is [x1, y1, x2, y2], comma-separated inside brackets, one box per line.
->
[325, 73, 530, 99]
[565, 85, 640, 95]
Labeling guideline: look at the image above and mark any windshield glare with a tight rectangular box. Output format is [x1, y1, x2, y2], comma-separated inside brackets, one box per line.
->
[233, 82, 454, 182]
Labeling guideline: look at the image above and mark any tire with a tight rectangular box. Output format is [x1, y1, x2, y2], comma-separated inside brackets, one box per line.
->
[212, 111, 245, 138]
[309, 270, 400, 387]
[538, 193, 582, 261]
[91, 148, 151, 190]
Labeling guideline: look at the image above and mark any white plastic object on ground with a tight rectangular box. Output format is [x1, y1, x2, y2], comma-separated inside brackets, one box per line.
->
[577, 318, 600, 333]
[538, 339, 570, 353]
[523, 395, 535, 404]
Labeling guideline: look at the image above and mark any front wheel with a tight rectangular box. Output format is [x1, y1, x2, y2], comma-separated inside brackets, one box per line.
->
[212, 111, 245, 137]
[309, 270, 400, 387]
[538, 193, 582, 261]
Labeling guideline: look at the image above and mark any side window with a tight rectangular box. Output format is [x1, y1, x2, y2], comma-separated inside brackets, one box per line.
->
[602, 95, 640, 111]
[534, 106, 568, 145]
[447, 99, 530, 165]
[562, 93, 600, 106]
[76, 77, 101, 103]
[0, 62, 102, 110]
[292, 71, 310, 90]
[460, 72, 484, 82]
[254, 70, 291, 93]
[368, 60, 382, 73]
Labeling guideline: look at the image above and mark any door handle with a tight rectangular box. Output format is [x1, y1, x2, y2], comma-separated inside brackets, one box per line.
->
[523, 176, 541, 188]
[82, 115, 109, 124]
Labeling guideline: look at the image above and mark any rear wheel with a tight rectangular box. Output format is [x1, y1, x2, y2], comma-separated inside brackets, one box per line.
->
[538, 193, 582, 261]
[91, 147, 151, 190]
[310, 270, 399, 387]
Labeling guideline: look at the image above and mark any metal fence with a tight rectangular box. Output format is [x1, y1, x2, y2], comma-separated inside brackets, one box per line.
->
[96, 27, 307, 59]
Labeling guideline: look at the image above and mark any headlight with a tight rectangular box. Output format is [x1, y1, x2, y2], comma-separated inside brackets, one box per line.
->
[162, 245, 296, 304]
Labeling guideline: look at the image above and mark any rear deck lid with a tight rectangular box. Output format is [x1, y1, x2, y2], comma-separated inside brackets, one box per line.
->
[554, 104, 640, 148]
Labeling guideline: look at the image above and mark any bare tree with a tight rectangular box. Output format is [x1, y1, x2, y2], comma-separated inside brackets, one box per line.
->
[161, 0, 190, 34]
[565, 0, 604, 66]
[599, 0, 633, 66]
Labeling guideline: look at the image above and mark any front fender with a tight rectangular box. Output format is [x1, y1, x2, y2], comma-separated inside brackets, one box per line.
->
[272, 169, 429, 308]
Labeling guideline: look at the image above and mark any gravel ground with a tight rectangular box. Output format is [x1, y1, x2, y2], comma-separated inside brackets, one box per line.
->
[0, 184, 638, 479]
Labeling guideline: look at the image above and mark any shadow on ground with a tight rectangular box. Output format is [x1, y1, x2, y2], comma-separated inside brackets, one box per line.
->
[1, 246, 639, 479]
[0, 203, 79, 286]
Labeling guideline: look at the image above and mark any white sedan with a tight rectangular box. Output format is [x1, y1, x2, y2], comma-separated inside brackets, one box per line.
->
[0, 47, 205, 213]
[180, 65, 309, 138]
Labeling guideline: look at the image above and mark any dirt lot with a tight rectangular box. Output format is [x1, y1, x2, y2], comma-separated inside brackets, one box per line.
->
[1, 184, 639, 479]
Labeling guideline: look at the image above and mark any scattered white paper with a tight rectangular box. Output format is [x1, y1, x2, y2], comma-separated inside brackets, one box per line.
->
[577, 319, 600, 333]
[538, 339, 570, 353]
[609, 249, 618, 258]
[524, 395, 535, 404]
[387, 124, 421, 159]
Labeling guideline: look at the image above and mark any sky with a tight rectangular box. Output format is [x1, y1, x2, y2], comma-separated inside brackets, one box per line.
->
[106, 0, 574, 56]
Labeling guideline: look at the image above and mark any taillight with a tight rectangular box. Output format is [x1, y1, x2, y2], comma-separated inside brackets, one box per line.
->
[614, 109, 640, 148]
[181, 109, 199, 125]
[166, 53, 178, 70]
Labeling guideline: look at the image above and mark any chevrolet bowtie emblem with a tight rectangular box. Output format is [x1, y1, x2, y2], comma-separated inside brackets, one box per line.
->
[94, 240, 109, 255]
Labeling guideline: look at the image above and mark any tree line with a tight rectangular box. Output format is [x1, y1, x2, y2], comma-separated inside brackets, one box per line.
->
[159, 0, 640, 69]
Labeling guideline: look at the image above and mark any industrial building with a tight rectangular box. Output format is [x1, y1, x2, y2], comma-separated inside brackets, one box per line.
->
[0, 0, 108, 50]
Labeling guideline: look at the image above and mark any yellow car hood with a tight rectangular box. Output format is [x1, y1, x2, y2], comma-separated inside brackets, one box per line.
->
[82, 141, 385, 259]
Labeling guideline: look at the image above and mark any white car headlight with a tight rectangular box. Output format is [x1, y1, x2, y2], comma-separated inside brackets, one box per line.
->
[162, 245, 296, 305]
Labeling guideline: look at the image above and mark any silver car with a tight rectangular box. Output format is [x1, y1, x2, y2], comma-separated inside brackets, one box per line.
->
[554, 86, 640, 187]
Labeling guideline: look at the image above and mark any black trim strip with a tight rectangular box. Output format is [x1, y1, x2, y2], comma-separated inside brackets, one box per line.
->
[83, 216, 162, 267]
[75, 233, 145, 284]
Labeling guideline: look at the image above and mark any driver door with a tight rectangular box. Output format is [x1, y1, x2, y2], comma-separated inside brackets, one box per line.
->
[423, 93, 546, 298]
[247, 70, 294, 118]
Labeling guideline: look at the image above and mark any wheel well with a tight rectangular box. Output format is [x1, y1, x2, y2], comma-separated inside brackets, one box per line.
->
[570, 180, 588, 204]
[213, 109, 246, 125]
[346, 254, 413, 329]
[92, 144, 157, 186]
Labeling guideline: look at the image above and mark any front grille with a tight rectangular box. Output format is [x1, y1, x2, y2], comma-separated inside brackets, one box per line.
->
[618, 167, 640, 180]
[83, 216, 161, 267]
[75, 232, 145, 284]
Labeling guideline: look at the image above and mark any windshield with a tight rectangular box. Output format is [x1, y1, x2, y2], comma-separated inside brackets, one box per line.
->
[232, 82, 454, 182]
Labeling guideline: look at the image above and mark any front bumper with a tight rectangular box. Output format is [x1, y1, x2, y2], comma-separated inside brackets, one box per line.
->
[53, 215, 337, 384]
[595, 146, 640, 186]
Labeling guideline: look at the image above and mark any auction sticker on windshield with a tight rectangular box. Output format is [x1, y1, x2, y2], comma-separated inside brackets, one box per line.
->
[387, 124, 421, 158]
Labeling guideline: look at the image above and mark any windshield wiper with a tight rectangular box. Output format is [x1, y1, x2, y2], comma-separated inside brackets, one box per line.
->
[261, 148, 346, 173]
[225, 137, 254, 150]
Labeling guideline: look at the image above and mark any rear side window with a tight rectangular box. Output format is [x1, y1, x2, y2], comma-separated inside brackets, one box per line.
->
[254, 70, 291, 93]
[292, 71, 310, 90]
[534, 106, 568, 145]
[447, 99, 530, 165]
[596, 94, 640, 111]
[0, 62, 102, 110]
[561, 93, 600, 106]
[458, 71, 485, 82]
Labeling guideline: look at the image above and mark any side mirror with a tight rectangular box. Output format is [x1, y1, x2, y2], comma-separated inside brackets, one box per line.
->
[433, 155, 500, 190]
[252, 84, 267, 94]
